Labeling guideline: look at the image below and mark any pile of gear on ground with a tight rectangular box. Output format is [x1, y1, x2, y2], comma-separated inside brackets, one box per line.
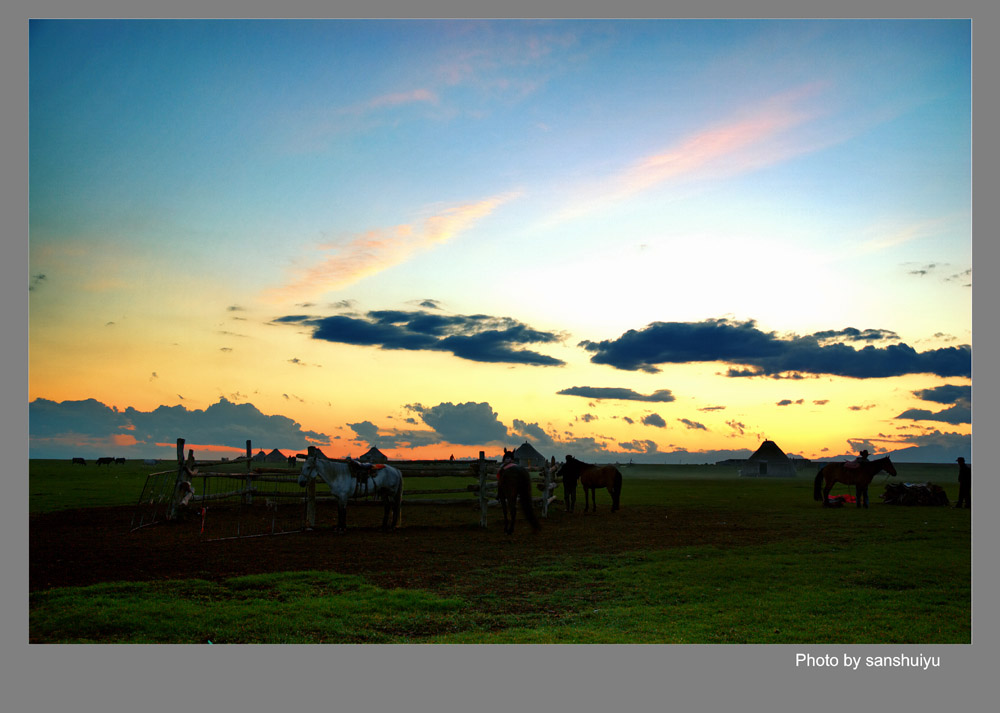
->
[880, 482, 950, 506]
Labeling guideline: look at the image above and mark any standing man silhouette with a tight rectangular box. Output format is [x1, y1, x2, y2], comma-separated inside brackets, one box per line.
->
[955, 457, 971, 508]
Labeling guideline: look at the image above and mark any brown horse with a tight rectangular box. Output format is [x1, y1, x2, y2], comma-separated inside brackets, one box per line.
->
[813, 456, 897, 509]
[559, 455, 622, 513]
[497, 449, 540, 535]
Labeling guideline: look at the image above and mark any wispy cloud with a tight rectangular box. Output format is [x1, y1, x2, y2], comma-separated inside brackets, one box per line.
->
[546, 83, 829, 224]
[264, 191, 521, 302]
[344, 88, 439, 115]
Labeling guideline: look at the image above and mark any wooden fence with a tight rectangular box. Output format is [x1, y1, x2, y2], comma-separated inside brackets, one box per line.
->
[130, 438, 562, 539]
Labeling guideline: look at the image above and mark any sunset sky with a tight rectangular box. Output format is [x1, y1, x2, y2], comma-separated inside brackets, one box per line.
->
[28, 19, 972, 463]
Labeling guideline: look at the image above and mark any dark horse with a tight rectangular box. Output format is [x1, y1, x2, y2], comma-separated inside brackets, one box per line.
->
[497, 449, 540, 535]
[814, 456, 897, 508]
[559, 455, 622, 513]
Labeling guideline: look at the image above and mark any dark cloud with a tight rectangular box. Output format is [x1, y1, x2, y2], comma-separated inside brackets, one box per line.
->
[699, 406, 725, 411]
[556, 386, 675, 402]
[912, 384, 971, 404]
[777, 399, 804, 406]
[810, 327, 899, 343]
[895, 382, 970, 424]
[29, 397, 329, 459]
[30, 274, 47, 291]
[276, 310, 564, 366]
[347, 421, 380, 444]
[896, 403, 970, 425]
[579, 318, 970, 379]
[642, 414, 666, 428]
[407, 402, 509, 445]
[726, 420, 747, 436]
[511, 420, 557, 449]
[619, 439, 659, 453]
[678, 418, 707, 430]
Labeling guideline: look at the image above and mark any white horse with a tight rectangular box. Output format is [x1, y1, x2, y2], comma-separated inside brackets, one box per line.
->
[298, 454, 403, 531]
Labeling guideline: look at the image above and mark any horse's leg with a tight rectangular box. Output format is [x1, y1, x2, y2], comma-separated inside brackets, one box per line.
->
[822, 480, 834, 507]
[500, 493, 510, 534]
[337, 502, 347, 532]
[509, 492, 517, 535]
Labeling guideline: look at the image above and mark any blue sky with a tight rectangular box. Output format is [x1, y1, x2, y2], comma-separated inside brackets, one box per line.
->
[29, 19, 971, 463]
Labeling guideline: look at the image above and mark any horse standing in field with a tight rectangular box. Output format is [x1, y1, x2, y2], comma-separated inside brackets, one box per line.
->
[496, 449, 540, 535]
[814, 456, 897, 508]
[298, 452, 403, 532]
[559, 455, 622, 513]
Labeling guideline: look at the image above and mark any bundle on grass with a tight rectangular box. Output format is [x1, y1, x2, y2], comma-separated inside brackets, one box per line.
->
[880, 482, 950, 507]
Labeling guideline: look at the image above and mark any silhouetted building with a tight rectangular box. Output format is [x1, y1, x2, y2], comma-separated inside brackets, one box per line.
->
[740, 440, 798, 477]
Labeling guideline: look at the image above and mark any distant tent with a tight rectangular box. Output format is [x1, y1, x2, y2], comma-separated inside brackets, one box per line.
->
[359, 446, 388, 464]
[512, 441, 547, 468]
[740, 440, 798, 477]
[252, 450, 268, 462]
[264, 448, 287, 463]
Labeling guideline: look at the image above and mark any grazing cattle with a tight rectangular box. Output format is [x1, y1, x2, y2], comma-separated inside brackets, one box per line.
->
[71, 457, 86, 466]
[114, 457, 126, 465]
[96, 457, 114, 466]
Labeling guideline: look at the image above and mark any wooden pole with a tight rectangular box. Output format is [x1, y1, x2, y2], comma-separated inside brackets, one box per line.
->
[542, 462, 551, 518]
[305, 446, 316, 528]
[168, 437, 186, 521]
[478, 451, 488, 528]
[244, 440, 253, 505]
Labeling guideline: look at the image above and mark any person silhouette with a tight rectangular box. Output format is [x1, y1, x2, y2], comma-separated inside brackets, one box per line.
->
[955, 457, 971, 508]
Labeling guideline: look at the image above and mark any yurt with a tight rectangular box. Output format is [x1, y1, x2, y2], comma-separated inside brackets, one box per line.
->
[740, 440, 798, 477]
[359, 446, 388, 464]
[512, 441, 547, 468]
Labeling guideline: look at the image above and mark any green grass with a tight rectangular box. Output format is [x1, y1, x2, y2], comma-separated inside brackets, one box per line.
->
[29, 459, 970, 644]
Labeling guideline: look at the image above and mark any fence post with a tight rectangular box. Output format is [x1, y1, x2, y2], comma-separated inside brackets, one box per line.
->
[542, 462, 550, 518]
[305, 446, 316, 528]
[478, 450, 488, 528]
[168, 438, 186, 521]
[244, 440, 254, 505]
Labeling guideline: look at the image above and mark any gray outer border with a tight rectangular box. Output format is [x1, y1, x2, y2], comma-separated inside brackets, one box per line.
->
[6, 4, 994, 713]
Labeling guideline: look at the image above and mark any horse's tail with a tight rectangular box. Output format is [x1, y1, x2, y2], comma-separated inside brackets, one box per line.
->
[612, 469, 623, 510]
[517, 472, 540, 531]
[813, 467, 825, 501]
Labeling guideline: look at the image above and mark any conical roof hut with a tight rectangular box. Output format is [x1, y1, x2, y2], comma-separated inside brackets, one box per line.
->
[359, 446, 388, 464]
[740, 440, 797, 477]
[512, 441, 547, 468]
[263, 448, 288, 463]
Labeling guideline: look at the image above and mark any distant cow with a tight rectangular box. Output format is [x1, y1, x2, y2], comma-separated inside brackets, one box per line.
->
[71, 457, 86, 466]
[96, 457, 114, 466]
[114, 457, 126, 465]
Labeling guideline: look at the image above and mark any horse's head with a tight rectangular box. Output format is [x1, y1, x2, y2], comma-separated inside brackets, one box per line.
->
[883, 457, 898, 477]
[298, 456, 318, 487]
[501, 448, 516, 464]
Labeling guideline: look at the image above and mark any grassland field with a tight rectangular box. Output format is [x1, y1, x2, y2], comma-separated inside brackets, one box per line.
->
[28, 459, 971, 644]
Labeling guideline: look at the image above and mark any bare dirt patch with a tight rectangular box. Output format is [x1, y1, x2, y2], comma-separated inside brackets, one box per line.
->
[30, 502, 791, 597]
